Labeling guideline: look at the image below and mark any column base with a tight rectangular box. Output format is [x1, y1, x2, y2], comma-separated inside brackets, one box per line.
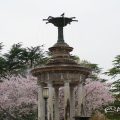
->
[74, 116, 90, 120]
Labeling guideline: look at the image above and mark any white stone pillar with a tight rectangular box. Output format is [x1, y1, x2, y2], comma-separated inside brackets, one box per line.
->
[76, 76, 86, 117]
[64, 81, 70, 120]
[48, 82, 54, 120]
[70, 87, 75, 120]
[54, 87, 60, 120]
[38, 84, 45, 120]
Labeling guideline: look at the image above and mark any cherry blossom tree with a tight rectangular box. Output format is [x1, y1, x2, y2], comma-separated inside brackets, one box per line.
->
[59, 79, 114, 118]
[84, 79, 114, 115]
[0, 75, 38, 120]
[0, 76, 114, 120]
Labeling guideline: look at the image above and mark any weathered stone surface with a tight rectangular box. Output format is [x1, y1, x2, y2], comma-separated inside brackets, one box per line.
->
[31, 15, 91, 120]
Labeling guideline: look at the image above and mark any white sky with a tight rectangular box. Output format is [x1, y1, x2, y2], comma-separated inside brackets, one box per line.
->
[0, 0, 120, 80]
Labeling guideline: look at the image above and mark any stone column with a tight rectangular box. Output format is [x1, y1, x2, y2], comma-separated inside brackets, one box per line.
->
[54, 87, 60, 120]
[64, 81, 70, 120]
[76, 75, 86, 116]
[70, 87, 75, 120]
[48, 82, 54, 120]
[58, 27, 64, 42]
[38, 83, 45, 120]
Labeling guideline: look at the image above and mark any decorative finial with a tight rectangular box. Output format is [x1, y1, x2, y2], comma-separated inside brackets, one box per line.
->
[43, 14, 78, 43]
[60, 13, 65, 17]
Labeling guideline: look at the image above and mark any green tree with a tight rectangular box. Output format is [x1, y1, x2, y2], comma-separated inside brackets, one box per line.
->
[0, 43, 7, 80]
[0, 42, 3, 52]
[25, 45, 47, 68]
[4, 43, 27, 76]
[80, 60, 104, 81]
[0, 57, 7, 79]
[106, 55, 120, 78]
[106, 55, 120, 98]
[71, 55, 104, 81]
[105, 55, 120, 120]
[0, 43, 48, 78]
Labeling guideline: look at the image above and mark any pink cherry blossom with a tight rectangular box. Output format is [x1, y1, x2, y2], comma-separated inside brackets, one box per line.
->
[0, 76, 114, 118]
[0, 75, 38, 118]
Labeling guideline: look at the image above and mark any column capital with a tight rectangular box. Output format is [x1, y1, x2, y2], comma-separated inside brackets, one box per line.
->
[48, 81, 53, 87]
[64, 80, 70, 85]
[38, 82, 46, 87]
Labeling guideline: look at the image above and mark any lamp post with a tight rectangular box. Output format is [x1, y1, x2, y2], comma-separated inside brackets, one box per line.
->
[43, 87, 49, 120]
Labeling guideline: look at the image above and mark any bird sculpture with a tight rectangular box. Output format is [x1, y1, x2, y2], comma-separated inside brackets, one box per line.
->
[61, 13, 65, 17]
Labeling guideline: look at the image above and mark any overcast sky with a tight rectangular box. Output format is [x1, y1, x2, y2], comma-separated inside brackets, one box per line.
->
[0, 0, 120, 79]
